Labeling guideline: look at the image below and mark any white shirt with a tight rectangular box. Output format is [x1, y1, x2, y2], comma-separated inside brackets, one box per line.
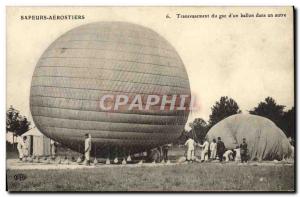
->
[223, 150, 233, 158]
[185, 138, 195, 150]
[85, 137, 91, 152]
[201, 141, 209, 151]
[17, 136, 24, 149]
[22, 139, 29, 156]
[210, 142, 217, 151]
[234, 148, 241, 161]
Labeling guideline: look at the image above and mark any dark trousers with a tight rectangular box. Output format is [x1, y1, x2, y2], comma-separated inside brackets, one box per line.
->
[218, 152, 224, 162]
[241, 154, 247, 162]
[162, 149, 168, 161]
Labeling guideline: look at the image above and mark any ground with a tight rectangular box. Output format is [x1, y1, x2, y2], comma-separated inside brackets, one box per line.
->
[7, 162, 294, 192]
[6, 145, 295, 192]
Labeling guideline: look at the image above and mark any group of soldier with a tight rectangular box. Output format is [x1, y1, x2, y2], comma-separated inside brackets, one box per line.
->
[184, 136, 249, 163]
[16, 132, 248, 165]
[16, 135, 57, 162]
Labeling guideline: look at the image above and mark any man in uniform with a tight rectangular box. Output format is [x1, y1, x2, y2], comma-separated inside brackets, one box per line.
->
[216, 137, 226, 162]
[234, 145, 241, 162]
[22, 136, 29, 161]
[210, 138, 217, 160]
[240, 138, 248, 163]
[162, 144, 171, 163]
[84, 134, 92, 165]
[223, 149, 234, 162]
[198, 137, 209, 162]
[16, 136, 24, 161]
[50, 139, 56, 160]
[184, 136, 195, 162]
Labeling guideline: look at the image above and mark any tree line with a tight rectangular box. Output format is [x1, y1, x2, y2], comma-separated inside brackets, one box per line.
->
[6, 105, 31, 136]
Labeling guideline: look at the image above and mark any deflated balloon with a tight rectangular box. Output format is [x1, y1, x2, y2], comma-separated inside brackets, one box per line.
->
[206, 114, 292, 161]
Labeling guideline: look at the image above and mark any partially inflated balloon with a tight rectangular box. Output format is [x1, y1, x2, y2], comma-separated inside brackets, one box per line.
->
[30, 22, 190, 157]
[206, 114, 293, 161]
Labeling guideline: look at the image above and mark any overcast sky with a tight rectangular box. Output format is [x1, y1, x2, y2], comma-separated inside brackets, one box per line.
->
[7, 7, 294, 127]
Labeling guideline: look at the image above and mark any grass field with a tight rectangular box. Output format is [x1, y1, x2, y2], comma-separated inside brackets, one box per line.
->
[7, 163, 294, 192]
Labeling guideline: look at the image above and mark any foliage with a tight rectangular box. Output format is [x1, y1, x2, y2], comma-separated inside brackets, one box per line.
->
[176, 130, 189, 145]
[208, 96, 241, 127]
[249, 97, 285, 126]
[249, 97, 295, 140]
[189, 118, 208, 142]
[187, 96, 240, 143]
[188, 96, 294, 145]
[281, 107, 295, 141]
[6, 105, 31, 136]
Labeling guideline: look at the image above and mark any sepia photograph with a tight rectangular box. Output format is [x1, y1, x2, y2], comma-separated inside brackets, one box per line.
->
[6, 6, 295, 192]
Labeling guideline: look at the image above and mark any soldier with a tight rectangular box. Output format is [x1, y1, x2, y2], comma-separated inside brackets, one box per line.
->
[216, 137, 225, 162]
[22, 136, 29, 161]
[50, 139, 56, 160]
[223, 149, 234, 162]
[185, 136, 195, 162]
[234, 145, 241, 162]
[162, 144, 171, 163]
[84, 134, 92, 165]
[240, 138, 248, 163]
[16, 136, 24, 161]
[198, 137, 209, 162]
[210, 139, 217, 160]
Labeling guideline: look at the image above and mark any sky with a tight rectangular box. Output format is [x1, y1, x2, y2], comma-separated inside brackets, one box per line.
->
[7, 7, 294, 127]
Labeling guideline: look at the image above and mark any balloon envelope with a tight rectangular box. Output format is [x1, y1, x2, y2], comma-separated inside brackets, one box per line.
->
[30, 22, 191, 157]
[206, 114, 292, 161]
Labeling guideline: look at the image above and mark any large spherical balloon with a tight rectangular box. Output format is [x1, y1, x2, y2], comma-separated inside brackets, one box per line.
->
[30, 22, 190, 157]
[206, 114, 292, 161]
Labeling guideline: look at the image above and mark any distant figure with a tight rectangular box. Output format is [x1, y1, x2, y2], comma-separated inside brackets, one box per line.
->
[240, 138, 248, 163]
[50, 139, 56, 159]
[199, 138, 209, 162]
[234, 146, 241, 162]
[185, 137, 195, 162]
[290, 145, 294, 160]
[84, 134, 92, 165]
[210, 139, 217, 160]
[22, 136, 29, 161]
[216, 137, 226, 162]
[223, 149, 234, 162]
[16, 136, 24, 161]
[162, 144, 171, 162]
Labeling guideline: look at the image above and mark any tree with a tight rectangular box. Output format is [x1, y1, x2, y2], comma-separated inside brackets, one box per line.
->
[281, 107, 295, 141]
[6, 105, 31, 136]
[208, 96, 241, 127]
[249, 97, 285, 127]
[176, 129, 189, 145]
[189, 118, 208, 142]
[249, 97, 295, 140]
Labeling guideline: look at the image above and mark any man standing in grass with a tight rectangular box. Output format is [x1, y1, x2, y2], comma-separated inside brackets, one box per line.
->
[198, 137, 209, 162]
[210, 138, 217, 160]
[234, 145, 241, 162]
[16, 136, 24, 161]
[21, 136, 29, 161]
[216, 137, 225, 162]
[50, 139, 56, 160]
[185, 136, 195, 162]
[84, 134, 92, 165]
[162, 144, 171, 163]
[240, 138, 248, 163]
